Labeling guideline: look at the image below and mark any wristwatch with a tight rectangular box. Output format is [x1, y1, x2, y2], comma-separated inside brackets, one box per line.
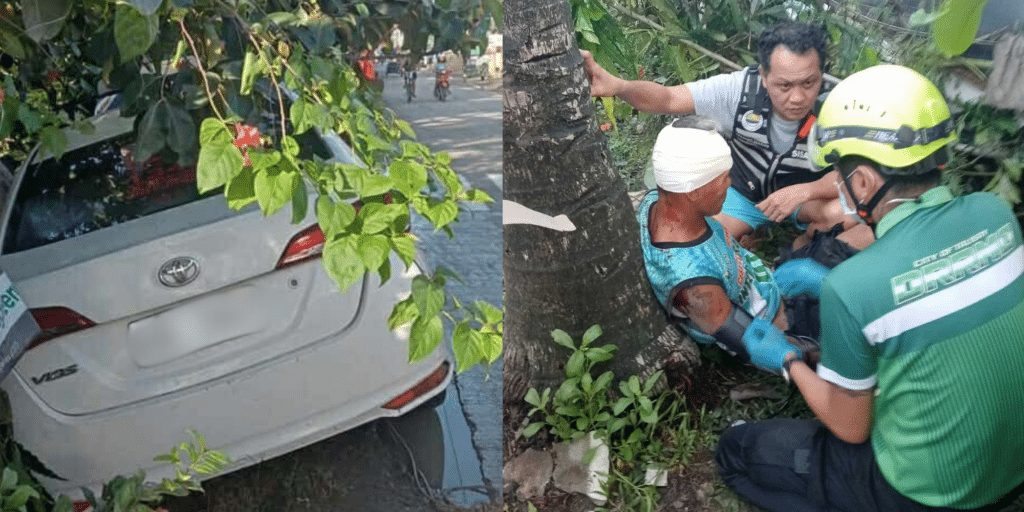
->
[782, 356, 798, 383]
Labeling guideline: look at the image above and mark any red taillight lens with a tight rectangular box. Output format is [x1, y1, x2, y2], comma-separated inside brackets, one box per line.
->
[28, 307, 96, 349]
[382, 362, 450, 410]
[72, 500, 92, 512]
[276, 224, 326, 269]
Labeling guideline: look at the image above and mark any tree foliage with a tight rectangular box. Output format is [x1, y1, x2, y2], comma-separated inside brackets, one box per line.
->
[0, 0, 503, 372]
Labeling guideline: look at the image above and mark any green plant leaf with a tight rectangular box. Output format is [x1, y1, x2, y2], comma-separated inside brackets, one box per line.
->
[580, 372, 593, 394]
[908, 7, 946, 27]
[115, 3, 158, 63]
[199, 118, 231, 145]
[594, 371, 614, 392]
[291, 178, 308, 224]
[643, 370, 664, 395]
[551, 329, 576, 350]
[387, 297, 418, 330]
[391, 233, 417, 268]
[21, 0, 71, 42]
[523, 422, 544, 439]
[565, 351, 585, 379]
[316, 196, 357, 239]
[411, 274, 445, 318]
[932, 0, 989, 57]
[361, 203, 408, 234]
[240, 51, 265, 95]
[6, 485, 38, 509]
[390, 160, 428, 197]
[525, 387, 542, 407]
[408, 315, 443, 362]
[554, 378, 580, 403]
[584, 347, 613, 363]
[39, 125, 68, 159]
[135, 100, 169, 161]
[451, 321, 480, 373]
[322, 235, 363, 291]
[356, 234, 391, 272]
[254, 168, 297, 216]
[197, 141, 244, 193]
[52, 495, 74, 512]
[225, 167, 257, 210]
[0, 467, 16, 492]
[612, 397, 631, 416]
[628, 376, 641, 396]
[581, 324, 602, 347]
[619, 380, 634, 398]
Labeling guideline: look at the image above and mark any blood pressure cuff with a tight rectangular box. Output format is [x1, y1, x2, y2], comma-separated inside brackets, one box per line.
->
[712, 302, 754, 364]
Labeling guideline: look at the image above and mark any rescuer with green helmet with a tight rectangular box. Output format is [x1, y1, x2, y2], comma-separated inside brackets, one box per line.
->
[714, 64, 1024, 511]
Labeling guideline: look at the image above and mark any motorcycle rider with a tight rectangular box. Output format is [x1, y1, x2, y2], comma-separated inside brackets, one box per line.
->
[434, 56, 451, 99]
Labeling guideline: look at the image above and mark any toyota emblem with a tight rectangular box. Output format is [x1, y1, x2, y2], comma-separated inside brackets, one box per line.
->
[158, 257, 200, 287]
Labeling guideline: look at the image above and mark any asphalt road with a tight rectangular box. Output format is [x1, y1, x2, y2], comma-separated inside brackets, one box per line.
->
[161, 74, 503, 512]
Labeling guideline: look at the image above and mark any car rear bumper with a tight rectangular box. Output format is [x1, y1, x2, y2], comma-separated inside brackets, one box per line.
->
[1, 259, 453, 496]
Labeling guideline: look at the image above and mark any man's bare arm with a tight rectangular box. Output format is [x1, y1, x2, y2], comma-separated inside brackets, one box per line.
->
[581, 50, 696, 115]
[788, 358, 874, 443]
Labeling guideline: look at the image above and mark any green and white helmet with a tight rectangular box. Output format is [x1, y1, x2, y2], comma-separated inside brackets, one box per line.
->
[809, 64, 956, 174]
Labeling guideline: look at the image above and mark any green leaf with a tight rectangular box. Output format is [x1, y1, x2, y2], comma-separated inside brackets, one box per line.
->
[608, 418, 628, 434]
[322, 235, 364, 291]
[135, 100, 169, 161]
[479, 330, 502, 364]
[200, 118, 231, 145]
[643, 370, 664, 395]
[584, 347, 613, 363]
[594, 371, 614, 392]
[225, 166, 257, 210]
[0, 468, 16, 492]
[0, 31, 26, 60]
[356, 234, 390, 271]
[52, 495, 74, 512]
[360, 203, 407, 234]
[316, 196, 357, 239]
[254, 168, 296, 216]
[39, 125, 68, 159]
[580, 372, 593, 394]
[619, 380, 634, 398]
[565, 351, 585, 378]
[240, 51, 265, 95]
[525, 387, 542, 407]
[387, 297, 418, 330]
[433, 165, 464, 197]
[390, 160, 429, 197]
[551, 329, 575, 350]
[195, 142, 243, 193]
[21, 0, 71, 42]
[7, 485, 38, 509]
[115, 3, 158, 63]
[932, 0, 989, 57]
[408, 315, 443, 362]
[427, 200, 459, 229]
[612, 397, 631, 416]
[166, 103, 197, 158]
[581, 324, 602, 346]
[411, 274, 445, 318]
[391, 233, 417, 268]
[452, 320, 480, 373]
[628, 376, 641, 396]
[523, 422, 544, 438]
[282, 135, 300, 157]
[291, 178, 308, 224]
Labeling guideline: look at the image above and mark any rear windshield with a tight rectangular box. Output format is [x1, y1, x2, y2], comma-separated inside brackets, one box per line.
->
[2, 135, 215, 254]
[4, 120, 334, 255]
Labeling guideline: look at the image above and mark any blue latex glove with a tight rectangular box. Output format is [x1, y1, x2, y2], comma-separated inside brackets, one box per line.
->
[742, 318, 803, 375]
[773, 258, 829, 299]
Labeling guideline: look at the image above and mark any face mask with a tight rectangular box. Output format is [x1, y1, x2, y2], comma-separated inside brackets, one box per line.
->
[834, 176, 867, 225]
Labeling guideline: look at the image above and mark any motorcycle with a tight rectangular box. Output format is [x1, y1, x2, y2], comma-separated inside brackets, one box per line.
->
[405, 73, 416, 103]
[434, 70, 450, 102]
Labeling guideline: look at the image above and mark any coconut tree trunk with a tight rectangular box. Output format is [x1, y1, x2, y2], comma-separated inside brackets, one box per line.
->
[502, 0, 699, 405]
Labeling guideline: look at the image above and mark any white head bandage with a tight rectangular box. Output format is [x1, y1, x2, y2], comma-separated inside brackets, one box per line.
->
[652, 125, 732, 193]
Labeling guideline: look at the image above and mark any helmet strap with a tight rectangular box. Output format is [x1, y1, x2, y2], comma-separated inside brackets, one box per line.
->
[841, 168, 894, 230]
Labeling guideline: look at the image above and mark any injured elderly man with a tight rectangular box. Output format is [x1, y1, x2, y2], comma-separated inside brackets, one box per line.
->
[636, 117, 825, 378]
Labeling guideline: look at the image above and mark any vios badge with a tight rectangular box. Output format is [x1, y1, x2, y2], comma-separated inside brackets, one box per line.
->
[158, 257, 200, 287]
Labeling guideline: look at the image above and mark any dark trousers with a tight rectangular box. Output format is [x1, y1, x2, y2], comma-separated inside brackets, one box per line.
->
[715, 419, 1016, 512]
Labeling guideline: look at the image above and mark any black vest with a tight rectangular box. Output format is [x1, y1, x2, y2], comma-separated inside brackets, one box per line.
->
[728, 66, 825, 203]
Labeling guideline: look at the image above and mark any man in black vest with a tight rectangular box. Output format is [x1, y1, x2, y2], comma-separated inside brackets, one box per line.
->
[583, 22, 874, 252]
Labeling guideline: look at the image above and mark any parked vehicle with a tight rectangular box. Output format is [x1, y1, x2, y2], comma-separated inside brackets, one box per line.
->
[0, 107, 452, 498]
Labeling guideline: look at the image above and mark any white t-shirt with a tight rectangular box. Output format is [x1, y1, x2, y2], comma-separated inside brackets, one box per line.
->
[687, 69, 800, 153]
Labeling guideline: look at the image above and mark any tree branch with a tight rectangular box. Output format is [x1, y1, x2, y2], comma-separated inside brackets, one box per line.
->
[178, 19, 224, 122]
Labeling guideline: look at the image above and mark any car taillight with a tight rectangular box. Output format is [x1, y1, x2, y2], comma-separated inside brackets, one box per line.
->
[276, 224, 326, 269]
[383, 362, 450, 410]
[72, 500, 92, 512]
[28, 307, 96, 349]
